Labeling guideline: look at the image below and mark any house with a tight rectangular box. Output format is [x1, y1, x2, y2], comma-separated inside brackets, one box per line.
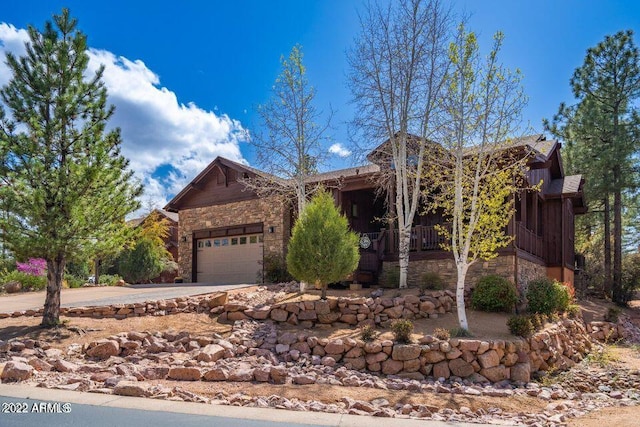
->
[127, 208, 180, 283]
[165, 134, 585, 291]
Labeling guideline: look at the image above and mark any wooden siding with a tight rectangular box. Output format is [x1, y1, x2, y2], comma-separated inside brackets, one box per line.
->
[177, 167, 258, 209]
[543, 199, 563, 266]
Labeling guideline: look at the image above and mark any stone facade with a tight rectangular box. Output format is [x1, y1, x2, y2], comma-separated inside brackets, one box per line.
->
[178, 197, 290, 282]
[515, 258, 547, 308]
[380, 255, 517, 289]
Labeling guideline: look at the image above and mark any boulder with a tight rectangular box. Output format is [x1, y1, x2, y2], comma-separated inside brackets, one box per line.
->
[433, 360, 450, 379]
[381, 359, 403, 375]
[480, 365, 507, 382]
[203, 367, 229, 381]
[114, 381, 149, 397]
[270, 309, 288, 322]
[477, 349, 500, 369]
[270, 365, 288, 384]
[254, 366, 271, 382]
[343, 356, 366, 370]
[28, 358, 52, 372]
[197, 344, 226, 362]
[86, 340, 120, 359]
[365, 352, 388, 364]
[4, 281, 21, 293]
[140, 367, 169, 380]
[293, 374, 316, 385]
[317, 312, 341, 324]
[1, 361, 33, 381]
[391, 344, 421, 361]
[228, 365, 254, 382]
[510, 362, 531, 383]
[448, 358, 474, 378]
[298, 310, 317, 321]
[403, 358, 421, 372]
[364, 341, 382, 353]
[315, 300, 331, 315]
[53, 359, 79, 373]
[324, 339, 344, 354]
[422, 350, 446, 364]
[168, 367, 201, 381]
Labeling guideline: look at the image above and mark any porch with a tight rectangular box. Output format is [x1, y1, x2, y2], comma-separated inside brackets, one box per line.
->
[355, 221, 544, 284]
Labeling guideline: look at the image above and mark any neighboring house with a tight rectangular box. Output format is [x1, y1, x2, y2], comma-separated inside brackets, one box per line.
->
[127, 208, 179, 283]
[165, 134, 585, 291]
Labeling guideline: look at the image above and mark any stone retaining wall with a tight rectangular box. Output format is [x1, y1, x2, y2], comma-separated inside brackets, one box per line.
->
[217, 291, 456, 328]
[265, 317, 593, 383]
[587, 320, 627, 342]
[0, 293, 228, 320]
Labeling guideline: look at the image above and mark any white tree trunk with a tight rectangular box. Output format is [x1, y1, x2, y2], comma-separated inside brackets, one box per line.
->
[398, 226, 411, 289]
[456, 263, 469, 330]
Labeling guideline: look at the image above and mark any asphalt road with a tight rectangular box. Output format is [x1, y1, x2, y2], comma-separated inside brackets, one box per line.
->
[0, 384, 492, 427]
[0, 396, 323, 427]
[0, 283, 250, 313]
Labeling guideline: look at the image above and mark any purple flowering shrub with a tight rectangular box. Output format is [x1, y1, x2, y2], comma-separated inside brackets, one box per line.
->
[16, 258, 47, 276]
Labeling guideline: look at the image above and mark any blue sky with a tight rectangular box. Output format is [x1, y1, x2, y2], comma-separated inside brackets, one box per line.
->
[2, 0, 640, 210]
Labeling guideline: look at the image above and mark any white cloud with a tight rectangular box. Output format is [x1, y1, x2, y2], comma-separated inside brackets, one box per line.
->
[0, 23, 249, 214]
[329, 143, 352, 158]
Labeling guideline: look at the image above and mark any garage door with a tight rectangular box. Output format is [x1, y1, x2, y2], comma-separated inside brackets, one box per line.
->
[196, 234, 263, 284]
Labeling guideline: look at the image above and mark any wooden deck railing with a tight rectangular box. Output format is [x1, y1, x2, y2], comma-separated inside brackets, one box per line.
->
[362, 222, 544, 261]
[514, 221, 544, 259]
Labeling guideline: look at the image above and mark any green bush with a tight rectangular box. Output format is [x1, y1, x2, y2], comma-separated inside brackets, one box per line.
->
[419, 272, 444, 291]
[286, 191, 360, 299]
[471, 275, 517, 313]
[391, 319, 413, 343]
[566, 304, 582, 319]
[65, 274, 84, 289]
[605, 307, 622, 323]
[622, 253, 640, 304]
[1, 270, 47, 291]
[98, 274, 122, 286]
[507, 315, 534, 337]
[450, 327, 472, 338]
[260, 251, 292, 283]
[529, 313, 546, 329]
[526, 277, 571, 314]
[360, 324, 376, 342]
[433, 327, 450, 340]
[382, 267, 400, 288]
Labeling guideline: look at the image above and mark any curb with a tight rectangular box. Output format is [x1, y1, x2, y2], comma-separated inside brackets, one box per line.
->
[0, 384, 499, 426]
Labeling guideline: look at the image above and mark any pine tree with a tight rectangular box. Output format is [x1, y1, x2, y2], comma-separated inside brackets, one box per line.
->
[546, 30, 640, 304]
[0, 9, 142, 326]
[286, 191, 360, 300]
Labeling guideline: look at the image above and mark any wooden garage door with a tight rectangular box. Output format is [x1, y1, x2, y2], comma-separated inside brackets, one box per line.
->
[196, 234, 263, 284]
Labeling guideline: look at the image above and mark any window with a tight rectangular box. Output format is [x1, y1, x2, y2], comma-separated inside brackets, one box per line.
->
[249, 236, 257, 244]
[231, 237, 238, 245]
[240, 237, 247, 245]
[205, 240, 212, 247]
[198, 241, 204, 248]
[258, 235, 263, 243]
[213, 239, 221, 247]
[222, 238, 229, 246]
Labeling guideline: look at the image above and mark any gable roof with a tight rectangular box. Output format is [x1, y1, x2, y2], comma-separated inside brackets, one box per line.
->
[305, 164, 380, 184]
[164, 156, 275, 212]
[127, 208, 179, 227]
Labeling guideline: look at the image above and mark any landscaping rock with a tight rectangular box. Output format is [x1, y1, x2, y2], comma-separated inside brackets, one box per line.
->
[86, 340, 120, 359]
[1, 361, 33, 381]
[168, 367, 201, 381]
[114, 381, 149, 397]
[197, 344, 226, 362]
[392, 344, 421, 361]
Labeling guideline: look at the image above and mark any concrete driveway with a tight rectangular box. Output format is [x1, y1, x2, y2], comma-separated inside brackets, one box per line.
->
[0, 283, 250, 313]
